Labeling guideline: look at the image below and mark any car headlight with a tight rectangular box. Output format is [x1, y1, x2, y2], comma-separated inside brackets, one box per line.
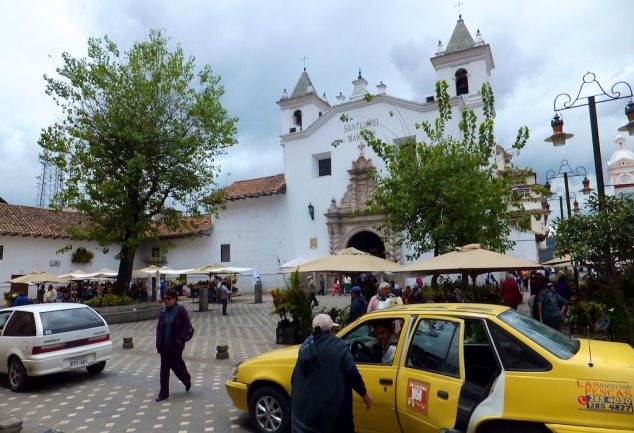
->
[230, 362, 242, 380]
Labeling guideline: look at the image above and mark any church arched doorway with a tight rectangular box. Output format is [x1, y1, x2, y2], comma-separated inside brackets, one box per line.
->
[346, 230, 386, 258]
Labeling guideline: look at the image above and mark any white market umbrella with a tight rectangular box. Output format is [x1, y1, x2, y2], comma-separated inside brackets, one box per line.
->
[9, 270, 66, 284]
[541, 255, 573, 266]
[279, 256, 310, 272]
[58, 269, 91, 280]
[81, 267, 118, 280]
[293, 247, 403, 273]
[400, 244, 543, 275]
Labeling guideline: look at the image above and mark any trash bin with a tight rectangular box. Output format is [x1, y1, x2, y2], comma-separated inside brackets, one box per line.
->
[254, 281, 263, 304]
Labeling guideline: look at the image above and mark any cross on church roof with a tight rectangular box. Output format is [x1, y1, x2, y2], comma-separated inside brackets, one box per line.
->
[454, 1, 464, 19]
[300, 56, 309, 71]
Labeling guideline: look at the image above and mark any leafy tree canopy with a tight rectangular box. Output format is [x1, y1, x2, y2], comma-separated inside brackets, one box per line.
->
[556, 194, 634, 281]
[358, 81, 529, 259]
[39, 29, 237, 291]
[556, 194, 634, 343]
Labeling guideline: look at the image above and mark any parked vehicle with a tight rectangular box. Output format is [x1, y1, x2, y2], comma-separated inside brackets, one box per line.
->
[0, 303, 113, 391]
[226, 303, 634, 433]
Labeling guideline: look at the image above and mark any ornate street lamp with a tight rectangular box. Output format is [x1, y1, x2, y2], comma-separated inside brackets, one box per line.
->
[546, 160, 592, 218]
[308, 202, 315, 220]
[545, 72, 633, 198]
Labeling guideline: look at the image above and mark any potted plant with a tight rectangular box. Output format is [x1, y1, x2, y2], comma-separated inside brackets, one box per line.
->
[4, 291, 17, 307]
[71, 247, 94, 264]
[270, 270, 313, 344]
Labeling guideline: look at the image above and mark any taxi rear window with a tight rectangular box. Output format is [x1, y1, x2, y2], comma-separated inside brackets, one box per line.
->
[40, 308, 105, 335]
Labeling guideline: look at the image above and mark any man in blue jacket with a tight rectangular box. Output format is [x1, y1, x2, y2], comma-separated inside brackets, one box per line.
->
[348, 286, 366, 322]
[291, 314, 372, 433]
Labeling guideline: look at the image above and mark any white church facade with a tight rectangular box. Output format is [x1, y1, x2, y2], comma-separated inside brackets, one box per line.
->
[0, 17, 550, 293]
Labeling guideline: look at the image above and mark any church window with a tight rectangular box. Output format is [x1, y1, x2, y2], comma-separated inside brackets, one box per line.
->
[221, 244, 231, 262]
[319, 111, 323, 117]
[0, 245, 3, 260]
[291, 110, 303, 133]
[318, 158, 331, 177]
[455, 68, 469, 96]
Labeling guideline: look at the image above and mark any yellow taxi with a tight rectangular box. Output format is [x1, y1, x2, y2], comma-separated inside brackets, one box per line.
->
[226, 304, 634, 433]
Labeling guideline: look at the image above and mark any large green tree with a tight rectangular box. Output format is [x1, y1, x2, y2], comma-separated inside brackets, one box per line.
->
[556, 194, 634, 342]
[360, 81, 530, 259]
[39, 30, 237, 293]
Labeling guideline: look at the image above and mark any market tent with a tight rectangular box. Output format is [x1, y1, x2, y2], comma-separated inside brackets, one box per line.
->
[292, 247, 403, 273]
[400, 244, 543, 275]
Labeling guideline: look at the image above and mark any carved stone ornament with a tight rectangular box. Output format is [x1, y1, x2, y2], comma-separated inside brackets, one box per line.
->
[325, 152, 401, 262]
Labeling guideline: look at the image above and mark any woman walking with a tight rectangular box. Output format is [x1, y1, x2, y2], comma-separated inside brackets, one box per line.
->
[155, 289, 192, 401]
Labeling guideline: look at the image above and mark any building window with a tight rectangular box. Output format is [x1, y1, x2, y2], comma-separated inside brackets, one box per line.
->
[318, 158, 331, 177]
[290, 110, 303, 133]
[221, 244, 231, 262]
[151, 247, 160, 258]
[455, 68, 469, 96]
[0, 245, 3, 260]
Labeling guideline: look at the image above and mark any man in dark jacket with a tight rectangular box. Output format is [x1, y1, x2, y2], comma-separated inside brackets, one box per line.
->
[348, 286, 366, 322]
[291, 314, 372, 433]
[155, 289, 192, 401]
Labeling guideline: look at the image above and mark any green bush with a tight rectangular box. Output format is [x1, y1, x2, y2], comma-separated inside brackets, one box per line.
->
[84, 294, 132, 307]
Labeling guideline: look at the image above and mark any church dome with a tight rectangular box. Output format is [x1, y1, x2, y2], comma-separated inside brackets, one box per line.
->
[608, 135, 634, 166]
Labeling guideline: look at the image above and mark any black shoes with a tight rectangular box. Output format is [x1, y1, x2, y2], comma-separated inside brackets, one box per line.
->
[155, 395, 168, 402]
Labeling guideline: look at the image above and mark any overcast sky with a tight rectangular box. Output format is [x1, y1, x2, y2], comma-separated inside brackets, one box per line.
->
[1, 0, 633, 215]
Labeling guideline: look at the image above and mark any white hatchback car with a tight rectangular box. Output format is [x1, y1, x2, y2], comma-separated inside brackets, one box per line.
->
[0, 303, 113, 391]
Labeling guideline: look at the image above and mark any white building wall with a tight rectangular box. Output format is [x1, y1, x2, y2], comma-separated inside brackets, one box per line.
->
[138, 194, 289, 292]
[282, 95, 479, 262]
[0, 236, 121, 298]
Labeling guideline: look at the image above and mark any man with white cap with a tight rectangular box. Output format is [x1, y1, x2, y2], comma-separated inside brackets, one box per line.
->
[291, 313, 372, 433]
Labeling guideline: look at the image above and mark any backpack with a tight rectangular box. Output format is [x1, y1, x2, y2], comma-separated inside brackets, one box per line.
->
[185, 325, 195, 341]
[178, 304, 194, 341]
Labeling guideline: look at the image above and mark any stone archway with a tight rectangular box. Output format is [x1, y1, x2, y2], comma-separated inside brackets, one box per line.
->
[346, 230, 386, 258]
[325, 150, 401, 263]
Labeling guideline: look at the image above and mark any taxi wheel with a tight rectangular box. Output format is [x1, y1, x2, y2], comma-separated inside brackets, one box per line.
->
[8, 357, 29, 392]
[249, 386, 290, 433]
[86, 361, 106, 374]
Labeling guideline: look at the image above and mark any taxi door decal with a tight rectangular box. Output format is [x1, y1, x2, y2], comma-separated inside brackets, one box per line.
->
[406, 378, 430, 415]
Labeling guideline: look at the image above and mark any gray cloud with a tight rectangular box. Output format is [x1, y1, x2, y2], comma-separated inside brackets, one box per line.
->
[1, 0, 632, 216]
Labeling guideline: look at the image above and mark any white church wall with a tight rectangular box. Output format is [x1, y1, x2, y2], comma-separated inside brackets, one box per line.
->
[282, 96, 477, 262]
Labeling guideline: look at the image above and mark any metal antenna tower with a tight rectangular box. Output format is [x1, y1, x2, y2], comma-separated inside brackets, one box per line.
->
[36, 161, 63, 208]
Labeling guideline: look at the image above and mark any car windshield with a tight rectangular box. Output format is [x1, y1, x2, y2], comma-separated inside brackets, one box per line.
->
[498, 309, 580, 359]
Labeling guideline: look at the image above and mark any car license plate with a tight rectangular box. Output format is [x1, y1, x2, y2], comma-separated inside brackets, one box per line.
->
[69, 355, 88, 368]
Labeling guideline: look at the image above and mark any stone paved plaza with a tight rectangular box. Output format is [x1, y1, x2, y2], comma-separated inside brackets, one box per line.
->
[0, 294, 351, 433]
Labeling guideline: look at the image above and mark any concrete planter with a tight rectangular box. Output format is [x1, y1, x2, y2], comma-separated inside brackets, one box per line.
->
[94, 303, 162, 324]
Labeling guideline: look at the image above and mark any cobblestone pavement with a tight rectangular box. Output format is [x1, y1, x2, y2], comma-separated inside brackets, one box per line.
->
[0, 294, 351, 433]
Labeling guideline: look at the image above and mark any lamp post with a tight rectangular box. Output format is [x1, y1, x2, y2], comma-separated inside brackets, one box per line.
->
[545, 72, 634, 199]
[545, 160, 592, 219]
[543, 185, 582, 221]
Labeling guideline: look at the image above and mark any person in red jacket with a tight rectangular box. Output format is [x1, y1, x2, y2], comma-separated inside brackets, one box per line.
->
[500, 273, 522, 310]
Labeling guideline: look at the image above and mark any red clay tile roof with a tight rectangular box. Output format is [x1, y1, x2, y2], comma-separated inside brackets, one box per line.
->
[225, 174, 286, 200]
[0, 203, 212, 239]
[153, 214, 213, 239]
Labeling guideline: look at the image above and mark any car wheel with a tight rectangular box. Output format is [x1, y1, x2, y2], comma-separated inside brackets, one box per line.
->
[249, 386, 290, 433]
[86, 361, 106, 374]
[8, 357, 28, 392]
